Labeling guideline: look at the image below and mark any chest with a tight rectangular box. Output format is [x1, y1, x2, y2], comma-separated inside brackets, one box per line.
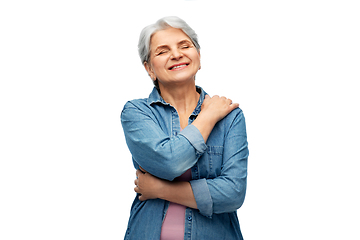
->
[151, 104, 226, 179]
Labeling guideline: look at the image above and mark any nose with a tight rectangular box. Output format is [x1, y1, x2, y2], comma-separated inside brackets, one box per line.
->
[170, 49, 183, 60]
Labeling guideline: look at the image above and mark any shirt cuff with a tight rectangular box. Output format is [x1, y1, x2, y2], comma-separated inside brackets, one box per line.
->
[179, 124, 207, 156]
[190, 178, 213, 218]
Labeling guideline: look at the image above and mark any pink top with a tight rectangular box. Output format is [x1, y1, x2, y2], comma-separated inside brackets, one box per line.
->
[160, 169, 192, 240]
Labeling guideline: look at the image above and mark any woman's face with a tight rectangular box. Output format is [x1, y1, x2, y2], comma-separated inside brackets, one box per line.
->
[145, 27, 201, 88]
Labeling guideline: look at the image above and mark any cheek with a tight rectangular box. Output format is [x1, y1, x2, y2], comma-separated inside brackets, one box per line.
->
[152, 58, 167, 73]
[190, 52, 201, 65]
[191, 56, 201, 68]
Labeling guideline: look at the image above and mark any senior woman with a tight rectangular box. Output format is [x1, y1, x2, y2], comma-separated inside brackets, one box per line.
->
[121, 16, 249, 240]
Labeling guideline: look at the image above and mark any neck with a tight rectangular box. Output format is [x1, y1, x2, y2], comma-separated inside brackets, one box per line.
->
[159, 82, 199, 115]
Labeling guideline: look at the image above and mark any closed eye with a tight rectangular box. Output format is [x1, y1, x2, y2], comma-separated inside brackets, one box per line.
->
[157, 50, 168, 55]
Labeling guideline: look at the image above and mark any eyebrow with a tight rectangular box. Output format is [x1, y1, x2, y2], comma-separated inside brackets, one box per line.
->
[178, 39, 192, 45]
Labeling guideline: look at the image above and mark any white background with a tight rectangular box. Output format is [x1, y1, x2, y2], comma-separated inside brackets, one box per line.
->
[1, 0, 359, 239]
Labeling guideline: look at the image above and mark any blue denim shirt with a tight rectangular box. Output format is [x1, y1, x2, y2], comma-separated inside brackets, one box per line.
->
[121, 86, 249, 240]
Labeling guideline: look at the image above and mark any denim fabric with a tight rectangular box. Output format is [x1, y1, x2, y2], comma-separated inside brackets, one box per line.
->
[121, 86, 249, 240]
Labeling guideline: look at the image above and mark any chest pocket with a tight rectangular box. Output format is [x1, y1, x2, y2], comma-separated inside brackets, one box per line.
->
[204, 146, 224, 178]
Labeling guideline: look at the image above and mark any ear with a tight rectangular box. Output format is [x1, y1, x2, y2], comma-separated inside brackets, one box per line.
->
[198, 50, 201, 69]
[144, 62, 156, 81]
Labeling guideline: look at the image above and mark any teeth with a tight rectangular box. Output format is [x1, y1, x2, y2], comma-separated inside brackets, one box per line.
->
[171, 64, 187, 70]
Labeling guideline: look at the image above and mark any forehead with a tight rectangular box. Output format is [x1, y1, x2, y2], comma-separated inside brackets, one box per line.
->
[150, 27, 191, 49]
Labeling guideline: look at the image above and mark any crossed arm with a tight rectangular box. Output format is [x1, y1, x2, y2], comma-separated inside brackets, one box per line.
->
[135, 168, 198, 209]
[134, 109, 248, 216]
[132, 97, 248, 215]
[133, 95, 237, 209]
[122, 95, 237, 181]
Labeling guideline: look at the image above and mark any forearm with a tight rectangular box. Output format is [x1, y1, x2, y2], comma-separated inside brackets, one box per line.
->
[191, 111, 217, 143]
[159, 181, 197, 209]
[135, 170, 197, 209]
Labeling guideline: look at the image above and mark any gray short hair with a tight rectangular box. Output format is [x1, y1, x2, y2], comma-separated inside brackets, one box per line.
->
[138, 16, 200, 65]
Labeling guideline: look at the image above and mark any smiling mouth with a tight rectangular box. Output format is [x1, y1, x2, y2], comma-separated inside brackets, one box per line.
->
[169, 63, 189, 70]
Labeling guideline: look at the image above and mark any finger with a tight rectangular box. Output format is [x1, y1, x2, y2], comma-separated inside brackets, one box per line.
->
[224, 98, 232, 105]
[203, 95, 210, 103]
[230, 103, 239, 109]
[136, 169, 144, 177]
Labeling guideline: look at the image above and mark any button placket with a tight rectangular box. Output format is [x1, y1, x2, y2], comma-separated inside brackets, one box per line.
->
[171, 108, 179, 136]
[184, 209, 193, 240]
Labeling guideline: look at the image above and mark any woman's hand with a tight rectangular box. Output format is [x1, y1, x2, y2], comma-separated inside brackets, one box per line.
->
[201, 95, 239, 123]
[134, 168, 166, 201]
[192, 94, 239, 143]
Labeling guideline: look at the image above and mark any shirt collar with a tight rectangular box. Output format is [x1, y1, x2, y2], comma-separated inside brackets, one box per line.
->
[147, 86, 207, 116]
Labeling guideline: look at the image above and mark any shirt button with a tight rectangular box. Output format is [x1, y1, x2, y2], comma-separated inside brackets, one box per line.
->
[188, 216, 192, 221]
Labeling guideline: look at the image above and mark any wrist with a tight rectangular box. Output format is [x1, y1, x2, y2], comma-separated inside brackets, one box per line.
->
[197, 109, 218, 125]
[157, 180, 171, 200]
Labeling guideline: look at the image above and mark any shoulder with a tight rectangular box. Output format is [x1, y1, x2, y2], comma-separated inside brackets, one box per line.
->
[206, 107, 247, 146]
[225, 107, 245, 123]
[210, 107, 246, 132]
[220, 107, 247, 134]
[121, 98, 153, 120]
[122, 98, 148, 110]
[122, 87, 165, 112]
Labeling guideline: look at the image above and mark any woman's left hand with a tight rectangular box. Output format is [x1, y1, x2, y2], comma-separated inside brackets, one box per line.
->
[134, 168, 166, 201]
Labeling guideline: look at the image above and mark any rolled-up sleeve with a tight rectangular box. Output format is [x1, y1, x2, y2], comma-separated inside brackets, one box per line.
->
[179, 125, 207, 157]
[190, 178, 213, 217]
[190, 110, 249, 218]
[121, 101, 207, 181]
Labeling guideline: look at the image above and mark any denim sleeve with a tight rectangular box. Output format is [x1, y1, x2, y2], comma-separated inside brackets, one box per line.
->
[190, 110, 249, 218]
[121, 101, 207, 181]
[178, 125, 207, 155]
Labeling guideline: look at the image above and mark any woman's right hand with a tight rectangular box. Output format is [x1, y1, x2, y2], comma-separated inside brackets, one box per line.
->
[192, 94, 239, 143]
[201, 95, 239, 123]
